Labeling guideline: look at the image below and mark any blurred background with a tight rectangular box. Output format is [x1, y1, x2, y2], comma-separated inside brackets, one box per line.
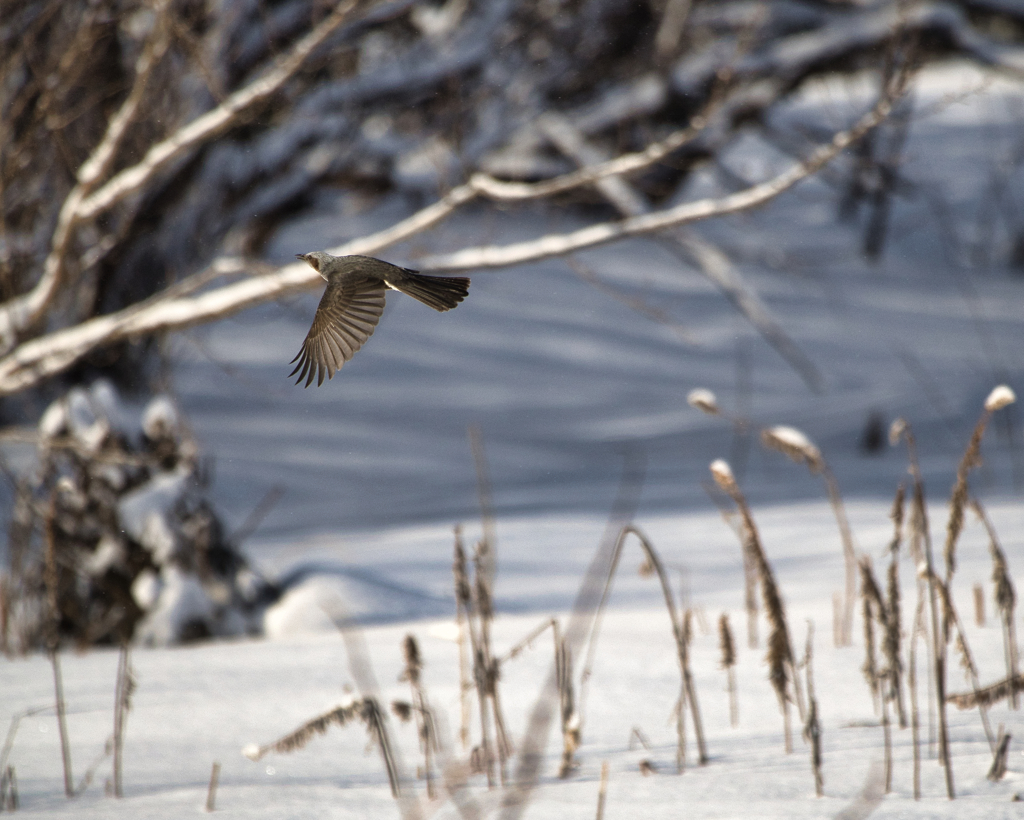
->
[2, 0, 1024, 649]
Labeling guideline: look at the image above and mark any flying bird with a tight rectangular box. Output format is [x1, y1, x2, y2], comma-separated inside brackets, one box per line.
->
[290, 252, 470, 387]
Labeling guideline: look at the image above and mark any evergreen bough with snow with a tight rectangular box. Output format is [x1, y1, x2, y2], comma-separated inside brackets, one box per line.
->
[0, 381, 266, 652]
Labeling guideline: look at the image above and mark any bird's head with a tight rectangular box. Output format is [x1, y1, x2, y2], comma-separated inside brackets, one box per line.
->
[296, 251, 332, 280]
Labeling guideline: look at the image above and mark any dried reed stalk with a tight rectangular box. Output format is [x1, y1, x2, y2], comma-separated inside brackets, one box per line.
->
[46, 648, 75, 799]
[398, 634, 438, 798]
[690, 392, 760, 646]
[0, 765, 17, 811]
[718, 613, 739, 728]
[452, 526, 473, 749]
[112, 643, 135, 798]
[881, 670, 893, 794]
[944, 386, 1015, 585]
[971, 498, 1018, 710]
[454, 527, 494, 785]
[891, 419, 954, 799]
[987, 728, 1011, 782]
[674, 611, 694, 773]
[860, 560, 882, 712]
[743, 542, 759, 650]
[205, 762, 220, 812]
[467, 425, 497, 583]
[802, 622, 824, 797]
[72, 733, 115, 796]
[579, 524, 707, 771]
[859, 558, 894, 792]
[495, 451, 646, 817]
[468, 426, 516, 784]
[499, 618, 560, 665]
[909, 493, 937, 756]
[452, 526, 512, 786]
[886, 560, 907, 729]
[711, 459, 804, 752]
[761, 426, 857, 646]
[948, 674, 1024, 709]
[595, 760, 609, 820]
[832, 593, 842, 649]
[495, 612, 576, 771]
[42, 490, 74, 798]
[556, 636, 579, 778]
[908, 596, 925, 800]
[886, 484, 907, 728]
[932, 575, 996, 752]
[708, 490, 759, 649]
[244, 696, 401, 798]
[973, 585, 985, 627]
[0, 707, 47, 778]
[474, 558, 514, 782]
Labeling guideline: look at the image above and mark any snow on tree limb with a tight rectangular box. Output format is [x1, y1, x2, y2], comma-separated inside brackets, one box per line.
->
[0, 67, 910, 397]
[0, 0, 362, 355]
[422, 74, 906, 272]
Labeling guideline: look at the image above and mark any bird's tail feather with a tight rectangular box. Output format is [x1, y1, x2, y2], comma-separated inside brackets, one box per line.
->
[391, 272, 469, 311]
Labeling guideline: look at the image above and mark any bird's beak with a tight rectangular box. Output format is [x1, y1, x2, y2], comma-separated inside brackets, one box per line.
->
[295, 253, 306, 261]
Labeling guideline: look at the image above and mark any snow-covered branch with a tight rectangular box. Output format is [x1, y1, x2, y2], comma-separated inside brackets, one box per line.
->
[0, 0, 361, 354]
[422, 77, 904, 272]
[10, 0, 1020, 406]
[0, 69, 908, 397]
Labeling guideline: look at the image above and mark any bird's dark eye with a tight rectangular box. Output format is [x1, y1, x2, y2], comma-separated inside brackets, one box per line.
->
[301, 254, 319, 272]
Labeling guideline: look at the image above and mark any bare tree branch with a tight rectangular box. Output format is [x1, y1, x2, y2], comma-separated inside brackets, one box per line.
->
[0, 64, 909, 397]
[74, 0, 361, 225]
[0, 0, 362, 353]
[423, 73, 907, 272]
[537, 109, 824, 392]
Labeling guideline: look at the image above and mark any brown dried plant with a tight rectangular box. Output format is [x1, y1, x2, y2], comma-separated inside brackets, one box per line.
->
[0, 765, 16, 811]
[42, 492, 74, 798]
[760, 425, 857, 647]
[718, 613, 738, 728]
[802, 622, 824, 797]
[711, 459, 804, 752]
[595, 759, 610, 820]
[907, 596, 925, 800]
[555, 634, 579, 778]
[973, 585, 985, 627]
[491, 615, 578, 777]
[244, 696, 400, 798]
[579, 524, 707, 772]
[971, 498, 1018, 710]
[859, 557, 899, 792]
[859, 559, 882, 712]
[205, 762, 221, 813]
[706, 471, 759, 648]
[452, 526, 512, 787]
[987, 729, 1011, 782]
[885, 486, 907, 728]
[931, 576, 996, 753]
[944, 385, 1016, 585]
[890, 418, 954, 799]
[948, 675, 1024, 710]
[397, 634, 438, 799]
[691, 395, 858, 648]
[112, 644, 135, 798]
[885, 562, 906, 727]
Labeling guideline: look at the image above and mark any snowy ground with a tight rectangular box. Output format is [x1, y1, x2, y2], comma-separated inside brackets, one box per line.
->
[5, 502, 1024, 818]
[4, 61, 1024, 817]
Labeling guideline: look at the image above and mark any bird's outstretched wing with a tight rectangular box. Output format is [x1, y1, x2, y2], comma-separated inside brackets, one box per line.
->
[289, 276, 386, 387]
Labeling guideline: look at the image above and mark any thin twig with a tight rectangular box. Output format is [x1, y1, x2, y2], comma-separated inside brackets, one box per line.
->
[205, 761, 220, 812]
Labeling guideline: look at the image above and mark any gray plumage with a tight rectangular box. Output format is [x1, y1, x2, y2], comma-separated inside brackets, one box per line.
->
[290, 252, 470, 387]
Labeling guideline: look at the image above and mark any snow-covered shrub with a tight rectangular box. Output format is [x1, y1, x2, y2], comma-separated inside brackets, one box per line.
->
[0, 380, 266, 652]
